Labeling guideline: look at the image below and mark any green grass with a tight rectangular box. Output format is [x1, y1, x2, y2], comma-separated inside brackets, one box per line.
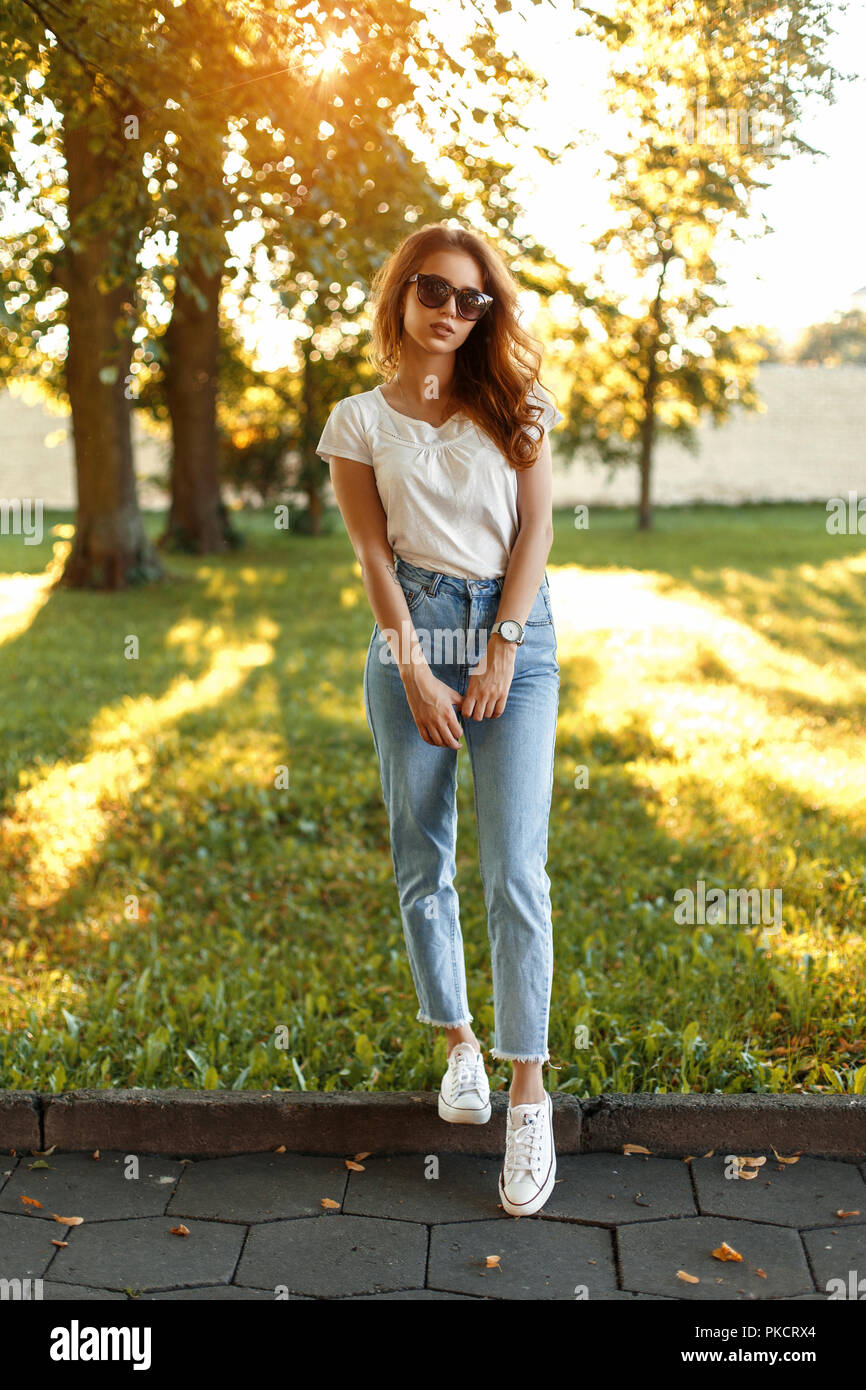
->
[1, 502, 864, 1096]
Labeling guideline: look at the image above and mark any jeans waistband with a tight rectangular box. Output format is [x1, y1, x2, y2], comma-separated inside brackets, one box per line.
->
[394, 553, 548, 598]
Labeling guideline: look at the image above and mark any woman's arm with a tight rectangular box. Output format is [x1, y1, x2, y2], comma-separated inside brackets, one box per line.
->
[328, 456, 464, 748]
[328, 456, 421, 676]
[460, 433, 554, 721]
[492, 430, 555, 647]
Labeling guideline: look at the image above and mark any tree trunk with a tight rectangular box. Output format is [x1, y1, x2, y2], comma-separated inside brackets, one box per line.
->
[161, 246, 235, 553]
[636, 251, 672, 532]
[637, 400, 655, 532]
[299, 340, 321, 536]
[56, 86, 163, 590]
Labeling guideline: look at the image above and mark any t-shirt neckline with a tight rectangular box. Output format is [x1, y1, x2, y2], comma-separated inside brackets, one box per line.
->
[374, 383, 468, 433]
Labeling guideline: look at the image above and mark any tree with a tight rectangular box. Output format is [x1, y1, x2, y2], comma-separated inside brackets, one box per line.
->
[557, 0, 846, 528]
[0, 0, 590, 577]
[1, 1, 164, 587]
[792, 308, 866, 365]
[131, 0, 581, 537]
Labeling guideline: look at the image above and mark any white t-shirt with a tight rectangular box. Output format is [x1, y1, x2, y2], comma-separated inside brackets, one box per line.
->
[315, 382, 564, 580]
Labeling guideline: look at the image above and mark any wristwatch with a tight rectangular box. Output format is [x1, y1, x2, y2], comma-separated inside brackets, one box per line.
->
[491, 618, 525, 646]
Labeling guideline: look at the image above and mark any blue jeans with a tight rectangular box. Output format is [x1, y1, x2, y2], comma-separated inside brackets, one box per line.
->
[362, 554, 560, 1063]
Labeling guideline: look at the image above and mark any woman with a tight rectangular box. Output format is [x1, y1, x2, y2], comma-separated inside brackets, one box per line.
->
[316, 222, 562, 1217]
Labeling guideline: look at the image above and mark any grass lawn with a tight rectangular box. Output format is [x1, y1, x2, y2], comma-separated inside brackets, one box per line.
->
[1, 502, 864, 1095]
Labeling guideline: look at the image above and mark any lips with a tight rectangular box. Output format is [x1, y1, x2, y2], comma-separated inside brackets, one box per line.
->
[431, 323, 454, 336]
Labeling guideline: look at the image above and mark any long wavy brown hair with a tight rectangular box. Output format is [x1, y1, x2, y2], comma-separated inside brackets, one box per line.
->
[367, 222, 558, 471]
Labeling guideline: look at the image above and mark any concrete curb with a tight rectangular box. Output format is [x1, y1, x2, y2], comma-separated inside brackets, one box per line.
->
[2, 1090, 864, 1159]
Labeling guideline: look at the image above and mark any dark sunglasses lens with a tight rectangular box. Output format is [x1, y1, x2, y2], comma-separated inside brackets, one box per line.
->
[416, 275, 450, 307]
[457, 293, 488, 320]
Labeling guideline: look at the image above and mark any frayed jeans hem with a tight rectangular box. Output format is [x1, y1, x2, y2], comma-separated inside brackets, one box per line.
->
[417, 1009, 474, 1028]
[489, 1048, 550, 1064]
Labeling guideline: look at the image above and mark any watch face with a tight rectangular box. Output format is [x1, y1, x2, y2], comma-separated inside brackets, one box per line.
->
[500, 620, 521, 641]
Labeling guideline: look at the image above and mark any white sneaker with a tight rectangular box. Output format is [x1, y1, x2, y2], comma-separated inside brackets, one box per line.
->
[498, 1090, 556, 1216]
[438, 1042, 491, 1124]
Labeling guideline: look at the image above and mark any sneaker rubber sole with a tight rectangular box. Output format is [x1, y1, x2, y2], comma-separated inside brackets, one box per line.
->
[438, 1091, 491, 1124]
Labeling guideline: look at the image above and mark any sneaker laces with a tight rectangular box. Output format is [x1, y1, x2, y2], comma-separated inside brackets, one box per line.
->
[508, 1106, 543, 1178]
[450, 1046, 482, 1098]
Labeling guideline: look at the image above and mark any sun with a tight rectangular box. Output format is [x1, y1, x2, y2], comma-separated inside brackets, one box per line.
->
[315, 43, 343, 73]
[304, 35, 352, 77]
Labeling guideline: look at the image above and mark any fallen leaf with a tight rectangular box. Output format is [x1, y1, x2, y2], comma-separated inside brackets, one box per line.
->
[703, 1148, 716, 1158]
[712, 1242, 743, 1262]
[273, 1145, 286, 1153]
[52, 1214, 83, 1226]
[354, 1152, 371, 1161]
[92, 1150, 100, 1160]
[634, 1194, 651, 1207]
[770, 1147, 802, 1164]
[738, 1156, 766, 1167]
[345, 1160, 365, 1172]
[756, 1269, 767, 1278]
[19, 1195, 42, 1208]
[170, 1224, 190, 1237]
[321, 1198, 340, 1209]
[623, 1144, 651, 1155]
[736, 1168, 759, 1180]
[677, 1270, 700, 1284]
[28, 1160, 54, 1170]
[50, 1240, 68, 1248]
[485, 1255, 501, 1268]
[30, 1145, 57, 1158]
[835, 1210, 860, 1218]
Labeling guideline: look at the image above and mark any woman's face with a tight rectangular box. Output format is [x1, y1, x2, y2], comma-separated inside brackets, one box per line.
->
[400, 250, 485, 361]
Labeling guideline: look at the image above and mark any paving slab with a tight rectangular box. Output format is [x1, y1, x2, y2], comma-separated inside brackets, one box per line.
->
[0, 1151, 185, 1222]
[427, 1217, 617, 1299]
[139, 1285, 296, 1300]
[617, 1215, 813, 1299]
[45, 1216, 246, 1293]
[40, 1282, 128, 1300]
[342, 1153, 504, 1223]
[348, 1288, 488, 1300]
[691, 1154, 866, 1227]
[166, 1153, 349, 1222]
[801, 1224, 866, 1297]
[542, 1153, 697, 1223]
[1, 1137, 862, 1300]
[234, 1213, 427, 1297]
[0, 1211, 74, 1280]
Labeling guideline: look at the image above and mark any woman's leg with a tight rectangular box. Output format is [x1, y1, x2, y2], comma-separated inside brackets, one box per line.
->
[363, 621, 474, 1034]
[461, 593, 560, 1098]
[443, 1023, 481, 1056]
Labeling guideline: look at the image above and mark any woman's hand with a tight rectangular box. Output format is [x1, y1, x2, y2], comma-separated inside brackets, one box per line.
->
[461, 633, 516, 721]
[401, 666, 464, 748]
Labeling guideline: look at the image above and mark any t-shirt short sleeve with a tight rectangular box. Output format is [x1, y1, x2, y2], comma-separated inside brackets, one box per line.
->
[527, 383, 564, 434]
[316, 396, 373, 466]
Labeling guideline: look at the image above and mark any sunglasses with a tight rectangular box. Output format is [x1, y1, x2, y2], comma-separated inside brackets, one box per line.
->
[405, 272, 493, 321]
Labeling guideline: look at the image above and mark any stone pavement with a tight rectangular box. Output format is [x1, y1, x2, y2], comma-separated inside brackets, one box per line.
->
[3, 1146, 865, 1301]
